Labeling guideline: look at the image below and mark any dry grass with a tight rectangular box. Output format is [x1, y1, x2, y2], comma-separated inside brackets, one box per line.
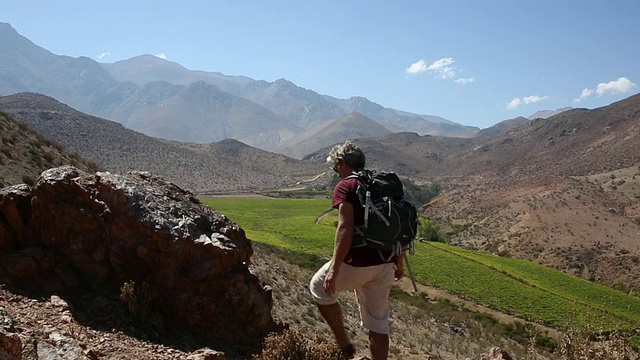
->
[252, 329, 342, 360]
[120, 280, 158, 323]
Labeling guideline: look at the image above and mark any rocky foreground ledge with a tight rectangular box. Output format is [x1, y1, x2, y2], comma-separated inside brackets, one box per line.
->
[0, 166, 276, 357]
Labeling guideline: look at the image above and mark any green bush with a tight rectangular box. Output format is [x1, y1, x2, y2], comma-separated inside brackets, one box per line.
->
[402, 179, 441, 206]
[417, 217, 446, 242]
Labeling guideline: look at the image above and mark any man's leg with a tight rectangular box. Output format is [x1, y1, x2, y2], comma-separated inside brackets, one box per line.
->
[317, 302, 351, 347]
[310, 262, 354, 351]
[369, 330, 389, 360]
[354, 263, 395, 360]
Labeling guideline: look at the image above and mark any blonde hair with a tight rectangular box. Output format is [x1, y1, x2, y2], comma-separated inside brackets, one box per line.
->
[326, 141, 365, 170]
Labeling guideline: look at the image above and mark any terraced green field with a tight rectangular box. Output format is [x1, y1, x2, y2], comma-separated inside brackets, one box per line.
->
[202, 197, 640, 330]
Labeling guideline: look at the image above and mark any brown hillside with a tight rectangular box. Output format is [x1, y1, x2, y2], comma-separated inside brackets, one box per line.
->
[424, 94, 640, 290]
[0, 92, 325, 194]
[0, 112, 100, 187]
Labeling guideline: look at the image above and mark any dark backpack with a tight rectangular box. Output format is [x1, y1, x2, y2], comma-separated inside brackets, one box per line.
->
[347, 170, 418, 257]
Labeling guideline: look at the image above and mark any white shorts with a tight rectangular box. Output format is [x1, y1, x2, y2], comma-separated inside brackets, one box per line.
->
[309, 261, 395, 334]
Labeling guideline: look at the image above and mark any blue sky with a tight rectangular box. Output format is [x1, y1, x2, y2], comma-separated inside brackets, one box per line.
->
[3, 0, 639, 129]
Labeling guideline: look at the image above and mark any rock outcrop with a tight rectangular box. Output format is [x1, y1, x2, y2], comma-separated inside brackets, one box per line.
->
[467, 347, 513, 360]
[0, 166, 275, 344]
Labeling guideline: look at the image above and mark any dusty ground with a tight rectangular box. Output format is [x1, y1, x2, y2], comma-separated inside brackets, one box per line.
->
[1, 242, 549, 360]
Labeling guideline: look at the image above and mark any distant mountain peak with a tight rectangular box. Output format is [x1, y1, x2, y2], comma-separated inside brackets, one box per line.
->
[272, 111, 391, 159]
[528, 107, 573, 120]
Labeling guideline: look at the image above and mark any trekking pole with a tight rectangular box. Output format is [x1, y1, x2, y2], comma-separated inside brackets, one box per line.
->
[404, 254, 418, 293]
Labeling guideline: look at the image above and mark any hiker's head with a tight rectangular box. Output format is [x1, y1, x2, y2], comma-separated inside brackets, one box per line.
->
[327, 141, 365, 174]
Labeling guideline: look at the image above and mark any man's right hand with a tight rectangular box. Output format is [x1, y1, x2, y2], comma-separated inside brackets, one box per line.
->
[323, 266, 339, 295]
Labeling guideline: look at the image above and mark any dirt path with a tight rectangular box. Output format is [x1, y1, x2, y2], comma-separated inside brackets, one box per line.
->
[199, 193, 271, 199]
[395, 276, 562, 339]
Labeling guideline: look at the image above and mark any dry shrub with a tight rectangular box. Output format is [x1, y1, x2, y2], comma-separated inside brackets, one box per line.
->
[120, 280, 158, 322]
[253, 328, 342, 360]
[559, 326, 636, 360]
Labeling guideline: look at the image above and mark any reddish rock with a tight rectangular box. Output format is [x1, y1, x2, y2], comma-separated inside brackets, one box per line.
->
[0, 184, 31, 252]
[0, 166, 275, 343]
[0, 307, 21, 360]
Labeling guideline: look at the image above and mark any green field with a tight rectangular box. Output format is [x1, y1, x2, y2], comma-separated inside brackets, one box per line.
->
[202, 197, 640, 331]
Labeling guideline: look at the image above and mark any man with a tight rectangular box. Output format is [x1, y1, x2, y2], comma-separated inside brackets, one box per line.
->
[309, 141, 404, 360]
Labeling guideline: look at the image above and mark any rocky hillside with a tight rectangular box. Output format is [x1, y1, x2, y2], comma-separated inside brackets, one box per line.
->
[0, 112, 100, 187]
[0, 93, 325, 193]
[424, 94, 640, 290]
[474, 116, 530, 139]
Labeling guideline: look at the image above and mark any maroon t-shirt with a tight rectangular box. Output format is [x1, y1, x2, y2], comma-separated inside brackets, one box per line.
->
[332, 177, 395, 267]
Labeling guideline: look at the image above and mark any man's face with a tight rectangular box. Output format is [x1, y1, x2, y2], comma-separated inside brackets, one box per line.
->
[332, 160, 340, 173]
[333, 160, 353, 179]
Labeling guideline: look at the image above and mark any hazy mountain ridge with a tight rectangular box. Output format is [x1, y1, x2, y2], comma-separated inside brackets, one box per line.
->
[0, 22, 479, 154]
[101, 54, 253, 89]
[273, 112, 393, 159]
[529, 107, 573, 119]
[475, 116, 530, 139]
[113, 80, 302, 146]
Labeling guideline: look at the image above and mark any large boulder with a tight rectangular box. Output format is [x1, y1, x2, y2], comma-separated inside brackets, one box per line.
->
[0, 166, 275, 343]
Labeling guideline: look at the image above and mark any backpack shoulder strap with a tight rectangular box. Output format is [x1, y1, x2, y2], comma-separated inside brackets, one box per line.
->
[346, 170, 374, 188]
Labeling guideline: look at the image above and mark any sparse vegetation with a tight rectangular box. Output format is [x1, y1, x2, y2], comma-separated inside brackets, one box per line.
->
[120, 280, 158, 322]
[0, 111, 101, 186]
[252, 328, 340, 360]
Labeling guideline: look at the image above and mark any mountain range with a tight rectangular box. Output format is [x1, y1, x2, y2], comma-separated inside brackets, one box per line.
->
[0, 21, 481, 157]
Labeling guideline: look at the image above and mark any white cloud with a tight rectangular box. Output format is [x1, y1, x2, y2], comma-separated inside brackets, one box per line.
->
[574, 77, 636, 103]
[97, 52, 110, 60]
[523, 95, 548, 104]
[155, 53, 168, 60]
[507, 98, 521, 110]
[595, 77, 636, 96]
[427, 57, 456, 79]
[407, 57, 473, 83]
[507, 95, 548, 109]
[406, 57, 455, 78]
[455, 77, 474, 84]
[406, 59, 428, 75]
[574, 88, 593, 103]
